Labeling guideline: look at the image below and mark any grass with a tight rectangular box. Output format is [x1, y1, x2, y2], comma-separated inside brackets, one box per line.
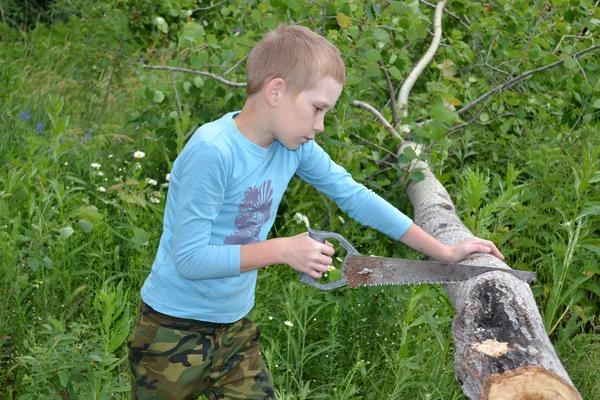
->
[1, 5, 599, 400]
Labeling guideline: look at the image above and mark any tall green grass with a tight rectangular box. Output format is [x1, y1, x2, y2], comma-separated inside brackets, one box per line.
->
[1, 3, 599, 399]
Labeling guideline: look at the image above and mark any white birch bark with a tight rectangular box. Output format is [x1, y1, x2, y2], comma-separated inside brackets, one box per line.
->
[399, 151, 580, 399]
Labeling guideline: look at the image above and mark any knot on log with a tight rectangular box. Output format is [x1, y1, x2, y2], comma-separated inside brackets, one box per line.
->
[472, 339, 509, 357]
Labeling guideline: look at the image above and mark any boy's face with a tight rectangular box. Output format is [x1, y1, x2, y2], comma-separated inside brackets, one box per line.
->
[270, 76, 343, 150]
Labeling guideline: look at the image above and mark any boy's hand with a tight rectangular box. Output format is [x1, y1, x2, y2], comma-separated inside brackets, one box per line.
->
[280, 232, 335, 279]
[445, 237, 504, 263]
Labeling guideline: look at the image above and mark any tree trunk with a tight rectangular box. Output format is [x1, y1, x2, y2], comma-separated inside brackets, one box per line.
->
[402, 154, 581, 399]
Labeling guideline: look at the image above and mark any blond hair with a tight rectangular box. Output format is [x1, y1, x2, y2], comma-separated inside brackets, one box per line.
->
[245, 24, 346, 97]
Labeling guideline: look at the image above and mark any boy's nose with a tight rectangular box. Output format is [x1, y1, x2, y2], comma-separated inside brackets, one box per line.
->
[314, 118, 324, 133]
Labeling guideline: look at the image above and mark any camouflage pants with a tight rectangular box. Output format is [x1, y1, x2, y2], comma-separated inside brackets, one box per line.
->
[128, 302, 274, 400]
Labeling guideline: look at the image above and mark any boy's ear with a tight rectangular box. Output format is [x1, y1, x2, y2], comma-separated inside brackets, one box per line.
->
[264, 78, 285, 107]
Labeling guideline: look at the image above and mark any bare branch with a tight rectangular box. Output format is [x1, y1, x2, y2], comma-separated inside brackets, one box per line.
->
[351, 100, 402, 140]
[398, 0, 448, 118]
[457, 44, 600, 115]
[143, 65, 247, 87]
[378, 60, 399, 127]
[192, 0, 227, 12]
[418, 0, 470, 30]
[222, 54, 249, 76]
[552, 34, 595, 55]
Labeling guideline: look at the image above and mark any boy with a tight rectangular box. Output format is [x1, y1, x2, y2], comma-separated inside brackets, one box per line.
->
[128, 24, 503, 400]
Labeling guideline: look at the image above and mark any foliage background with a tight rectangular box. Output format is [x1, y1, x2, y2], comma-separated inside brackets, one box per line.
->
[1, 0, 599, 398]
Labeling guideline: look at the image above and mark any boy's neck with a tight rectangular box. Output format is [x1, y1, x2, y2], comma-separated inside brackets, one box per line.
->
[233, 99, 275, 149]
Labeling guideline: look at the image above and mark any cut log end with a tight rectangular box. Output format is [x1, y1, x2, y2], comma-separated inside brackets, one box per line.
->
[482, 366, 580, 400]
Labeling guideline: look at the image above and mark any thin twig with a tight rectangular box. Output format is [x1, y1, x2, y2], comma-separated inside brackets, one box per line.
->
[300, 1, 319, 32]
[351, 100, 401, 140]
[222, 54, 249, 76]
[378, 60, 399, 127]
[563, 59, 590, 140]
[485, 34, 496, 64]
[192, 0, 227, 12]
[322, 0, 327, 37]
[101, 42, 123, 116]
[398, 0, 448, 118]
[457, 44, 600, 115]
[169, 70, 183, 116]
[552, 34, 594, 55]
[418, 0, 470, 30]
[508, 5, 547, 79]
[350, 132, 397, 158]
[143, 65, 246, 87]
[0, 2, 6, 26]
[445, 112, 516, 135]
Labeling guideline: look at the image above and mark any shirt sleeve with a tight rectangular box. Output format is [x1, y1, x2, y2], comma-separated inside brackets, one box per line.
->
[171, 142, 241, 280]
[296, 141, 413, 240]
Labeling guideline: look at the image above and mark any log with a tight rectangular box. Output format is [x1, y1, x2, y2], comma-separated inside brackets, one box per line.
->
[401, 152, 580, 399]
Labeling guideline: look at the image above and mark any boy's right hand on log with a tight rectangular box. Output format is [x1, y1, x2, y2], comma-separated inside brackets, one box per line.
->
[280, 232, 334, 279]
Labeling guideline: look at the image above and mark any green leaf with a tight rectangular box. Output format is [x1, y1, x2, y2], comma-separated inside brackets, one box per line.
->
[76, 206, 104, 221]
[431, 102, 459, 122]
[366, 49, 382, 62]
[389, 66, 402, 80]
[60, 226, 74, 240]
[564, 57, 577, 70]
[194, 76, 205, 88]
[479, 112, 490, 122]
[27, 257, 40, 272]
[593, 99, 600, 109]
[582, 244, 600, 256]
[79, 219, 94, 233]
[58, 371, 69, 388]
[43, 256, 54, 270]
[373, 28, 389, 42]
[153, 90, 165, 103]
[336, 13, 352, 28]
[286, 0, 301, 11]
[132, 227, 151, 246]
[346, 76, 362, 85]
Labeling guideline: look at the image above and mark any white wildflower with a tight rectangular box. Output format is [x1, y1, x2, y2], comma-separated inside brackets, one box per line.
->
[161, 182, 169, 189]
[97, 186, 106, 192]
[149, 197, 160, 204]
[95, 171, 104, 176]
[165, 173, 171, 182]
[284, 320, 293, 327]
[108, 154, 113, 158]
[399, 124, 411, 133]
[146, 178, 157, 186]
[133, 151, 145, 159]
[91, 163, 101, 169]
[327, 265, 336, 271]
[268, 316, 273, 320]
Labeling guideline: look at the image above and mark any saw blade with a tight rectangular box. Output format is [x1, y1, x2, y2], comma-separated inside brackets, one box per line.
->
[343, 256, 536, 288]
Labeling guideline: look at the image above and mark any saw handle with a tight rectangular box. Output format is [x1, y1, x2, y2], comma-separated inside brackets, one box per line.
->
[298, 227, 361, 291]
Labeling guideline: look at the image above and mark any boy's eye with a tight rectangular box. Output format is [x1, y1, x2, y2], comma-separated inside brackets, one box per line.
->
[314, 107, 323, 113]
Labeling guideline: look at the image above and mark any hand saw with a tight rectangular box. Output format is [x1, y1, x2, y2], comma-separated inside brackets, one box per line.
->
[298, 228, 536, 291]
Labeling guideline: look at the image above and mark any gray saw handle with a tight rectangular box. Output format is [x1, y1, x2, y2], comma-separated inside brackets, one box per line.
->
[298, 227, 361, 291]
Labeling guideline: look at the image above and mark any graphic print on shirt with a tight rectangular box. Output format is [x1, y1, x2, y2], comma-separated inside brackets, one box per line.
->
[224, 180, 273, 245]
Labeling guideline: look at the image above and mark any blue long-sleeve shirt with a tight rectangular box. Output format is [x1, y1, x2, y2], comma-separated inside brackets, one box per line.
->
[141, 112, 412, 323]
